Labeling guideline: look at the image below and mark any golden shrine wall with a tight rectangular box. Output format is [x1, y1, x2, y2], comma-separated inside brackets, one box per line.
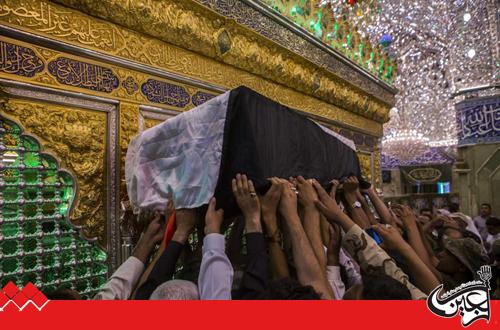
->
[1, 99, 107, 242]
[0, 0, 390, 271]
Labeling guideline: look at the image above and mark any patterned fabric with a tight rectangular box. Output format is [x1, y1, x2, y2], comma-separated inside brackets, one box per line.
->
[341, 224, 427, 300]
[445, 238, 489, 273]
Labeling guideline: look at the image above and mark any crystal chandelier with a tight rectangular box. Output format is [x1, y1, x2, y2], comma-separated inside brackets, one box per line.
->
[357, 0, 496, 161]
[382, 128, 430, 162]
[382, 104, 430, 161]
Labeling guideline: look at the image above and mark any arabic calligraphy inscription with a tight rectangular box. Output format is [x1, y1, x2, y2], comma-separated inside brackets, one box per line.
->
[456, 96, 500, 145]
[141, 79, 190, 108]
[0, 40, 44, 77]
[47, 57, 119, 93]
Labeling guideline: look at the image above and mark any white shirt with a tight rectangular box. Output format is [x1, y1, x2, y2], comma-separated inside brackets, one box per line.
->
[325, 248, 362, 300]
[326, 266, 345, 300]
[473, 215, 490, 241]
[94, 256, 144, 300]
[198, 233, 234, 300]
[486, 233, 500, 252]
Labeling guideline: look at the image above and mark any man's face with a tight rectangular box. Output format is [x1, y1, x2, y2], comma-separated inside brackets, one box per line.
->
[480, 205, 492, 217]
[436, 249, 464, 274]
[487, 225, 500, 236]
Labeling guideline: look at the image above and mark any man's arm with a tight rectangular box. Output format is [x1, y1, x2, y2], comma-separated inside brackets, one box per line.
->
[356, 190, 378, 226]
[296, 176, 327, 270]
[343, 177, 371, 229]
[393, 205, 437, 272]
[198, 197, 233, 300]
[261, 178, 290, 280]
[364, 186, 394, 225]
[131, 200, 175, 298]
[232, 174, 269, 299]
[95, 213, 164, 300]
[374, 224, 441, 295]
[279, 180, 334, 299]
[134, 209, 197, 300]
[313, 181, 427, 300]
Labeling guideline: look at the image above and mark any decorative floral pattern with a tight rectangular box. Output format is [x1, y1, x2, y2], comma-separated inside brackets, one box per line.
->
[121, 76, 139, 95]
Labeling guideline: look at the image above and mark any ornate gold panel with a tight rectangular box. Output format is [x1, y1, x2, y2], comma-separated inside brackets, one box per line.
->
[144, 119, 163, 131]
[0, 0, 386, 135]
[119, 102, 139, 204]
[47, 0, 391, 121]
[0, 0, 386, 256]
[357, 151, 373, 183]
[373, 148, 382, 188]
[1, 98, 107, 244]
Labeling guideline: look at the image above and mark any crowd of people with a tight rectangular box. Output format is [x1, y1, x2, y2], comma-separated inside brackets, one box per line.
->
[48, 175, 499, 300]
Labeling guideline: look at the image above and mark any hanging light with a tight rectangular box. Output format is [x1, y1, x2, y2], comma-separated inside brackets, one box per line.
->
[382, 128, 430, 161]
[467, 48, 476, 58]
[463, 12, 471, 22]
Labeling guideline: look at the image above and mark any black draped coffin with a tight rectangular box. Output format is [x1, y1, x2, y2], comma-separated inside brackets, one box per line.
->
[126, 86, 362, 215]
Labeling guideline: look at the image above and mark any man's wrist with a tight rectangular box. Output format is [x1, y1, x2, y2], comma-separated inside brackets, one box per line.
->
[327, 255, 340, 266]
[262, 207, 277, 217]
[204, 225, 221, 235]
[335, 214, 355, 232]
[344, 193, 358, 204]
[172, 230, 190, 243]
[263, 216, 278, 233]
[132, 244, 151, 264]
[404, 221, 418, 232]
[396, 241, 413, 255]
[245, 221, 263, 233]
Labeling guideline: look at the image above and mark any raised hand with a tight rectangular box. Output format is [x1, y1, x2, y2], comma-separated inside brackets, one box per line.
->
[143, 212, 165, 245]
[204, 197, 225, 235]
[326, 223, 342, 266]
[329, 179, 340, 199]
[372, 223, 408, 252]
[359, 181, 373, 195]
[288, 176, 298, 189]
[342, 176, 359, 194]
[133, 213, 165, 264]
[312, 180, 343, 221]
[260, 178, 282, 233]
[232, 173, 261, 233]
[232, 174, 260, 220]
[392, 204, 418, 230]
[296, 176, 318, 209]
[277, 178, 298, 218]
[174, 208, 198, 243]
[260, 177, 282, 217]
